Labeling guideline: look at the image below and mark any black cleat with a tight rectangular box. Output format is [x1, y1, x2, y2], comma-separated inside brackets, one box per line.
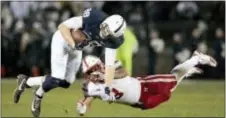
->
[31, 91, 43, 117]
[13, 74, 28, 103]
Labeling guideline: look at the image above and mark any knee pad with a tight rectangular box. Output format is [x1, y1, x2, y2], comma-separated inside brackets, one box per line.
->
[42, 75, 61, 92]
[42, 75, 71, 92]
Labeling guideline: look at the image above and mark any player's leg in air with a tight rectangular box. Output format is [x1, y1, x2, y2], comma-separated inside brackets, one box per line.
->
[138, 51, 217, 109]
[13, 31, 83, 117]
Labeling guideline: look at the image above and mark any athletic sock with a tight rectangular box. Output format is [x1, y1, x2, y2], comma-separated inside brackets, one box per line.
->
[35, 86, 45, 97]
[172, 56, 199, 73]
[171, 55, 201, 83]
[26, 76, 45, 88]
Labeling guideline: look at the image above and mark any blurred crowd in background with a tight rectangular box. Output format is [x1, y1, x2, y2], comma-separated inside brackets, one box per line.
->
[1, 1, 225, 79]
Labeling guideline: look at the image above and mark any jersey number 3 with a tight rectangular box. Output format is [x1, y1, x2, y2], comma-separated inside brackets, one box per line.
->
[112, 88, 123, 100]
[83, 8, 92, 18]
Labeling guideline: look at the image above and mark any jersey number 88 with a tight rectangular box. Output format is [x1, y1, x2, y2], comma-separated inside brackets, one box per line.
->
[83, 8, 92, 18]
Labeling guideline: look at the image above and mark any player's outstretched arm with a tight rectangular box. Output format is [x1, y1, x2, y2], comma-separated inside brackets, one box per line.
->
[83, 97, 93, 110]
[78, 80, 94, 115]
[58, 16, 83, 48]
[104, 48, 117, 85]
[105, 66, 115, 85]
[77, 97, 94, 116]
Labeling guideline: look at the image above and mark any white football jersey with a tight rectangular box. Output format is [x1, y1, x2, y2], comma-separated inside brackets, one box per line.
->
[85, 76, 141, 105]
[110, 76, 141, 104]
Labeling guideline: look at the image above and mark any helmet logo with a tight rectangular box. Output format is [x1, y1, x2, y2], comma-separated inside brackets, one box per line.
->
[114, 19, 124, 33]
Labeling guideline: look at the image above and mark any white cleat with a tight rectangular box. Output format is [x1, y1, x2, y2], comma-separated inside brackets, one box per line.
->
[193, 51, 217, 67]
[31, 91, 42, 117]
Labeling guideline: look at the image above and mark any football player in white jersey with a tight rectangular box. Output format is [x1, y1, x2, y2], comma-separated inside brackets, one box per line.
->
[76, 51, 217, 115]
[13, 8, 126, 117]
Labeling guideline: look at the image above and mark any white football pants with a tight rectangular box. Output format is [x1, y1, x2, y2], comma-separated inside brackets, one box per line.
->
[50, 30, 82, 84]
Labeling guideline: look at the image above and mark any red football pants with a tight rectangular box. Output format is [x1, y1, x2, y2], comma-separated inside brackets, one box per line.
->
[138, 74, 177, 109]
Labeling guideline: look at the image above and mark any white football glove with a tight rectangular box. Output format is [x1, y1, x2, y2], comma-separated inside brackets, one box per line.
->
[76, 102, 87, 115]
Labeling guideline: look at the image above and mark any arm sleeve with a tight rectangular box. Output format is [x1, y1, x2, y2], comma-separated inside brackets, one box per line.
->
[105, 48, 116, 66]
[62, 16, 83, 29]
[86, 82, 101, 96]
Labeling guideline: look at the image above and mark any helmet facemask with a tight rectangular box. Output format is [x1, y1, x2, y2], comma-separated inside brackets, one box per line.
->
[99, 23, 113, 39]
[100, 15, 127, 39]
[84, 64, 105, 83]
[85, 64, 104, 75]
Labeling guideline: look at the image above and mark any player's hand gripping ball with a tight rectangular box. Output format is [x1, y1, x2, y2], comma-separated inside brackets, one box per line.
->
[70, 29, 86, 43]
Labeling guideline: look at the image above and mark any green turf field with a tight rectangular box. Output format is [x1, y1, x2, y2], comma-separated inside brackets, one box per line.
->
[1, 79, 225, 117]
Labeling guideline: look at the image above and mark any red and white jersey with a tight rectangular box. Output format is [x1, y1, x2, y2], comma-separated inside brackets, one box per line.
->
[85, 74, 177, 106]
[110, 76, 141, 104]
[85, 76, 141, 105]
[110, 74, 177, 105]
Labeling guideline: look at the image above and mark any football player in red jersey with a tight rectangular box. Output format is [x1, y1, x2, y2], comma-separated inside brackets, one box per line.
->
[76, 51, 217, 115]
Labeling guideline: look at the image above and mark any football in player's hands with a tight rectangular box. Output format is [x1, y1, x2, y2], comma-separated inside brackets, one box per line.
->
[70, 29, 86, 43]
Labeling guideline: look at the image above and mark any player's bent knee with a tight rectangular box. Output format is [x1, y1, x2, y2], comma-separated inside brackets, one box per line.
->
[42, 75, 61, 92]
[42, 75, 71, 92]
[59, 80, 70, 88]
